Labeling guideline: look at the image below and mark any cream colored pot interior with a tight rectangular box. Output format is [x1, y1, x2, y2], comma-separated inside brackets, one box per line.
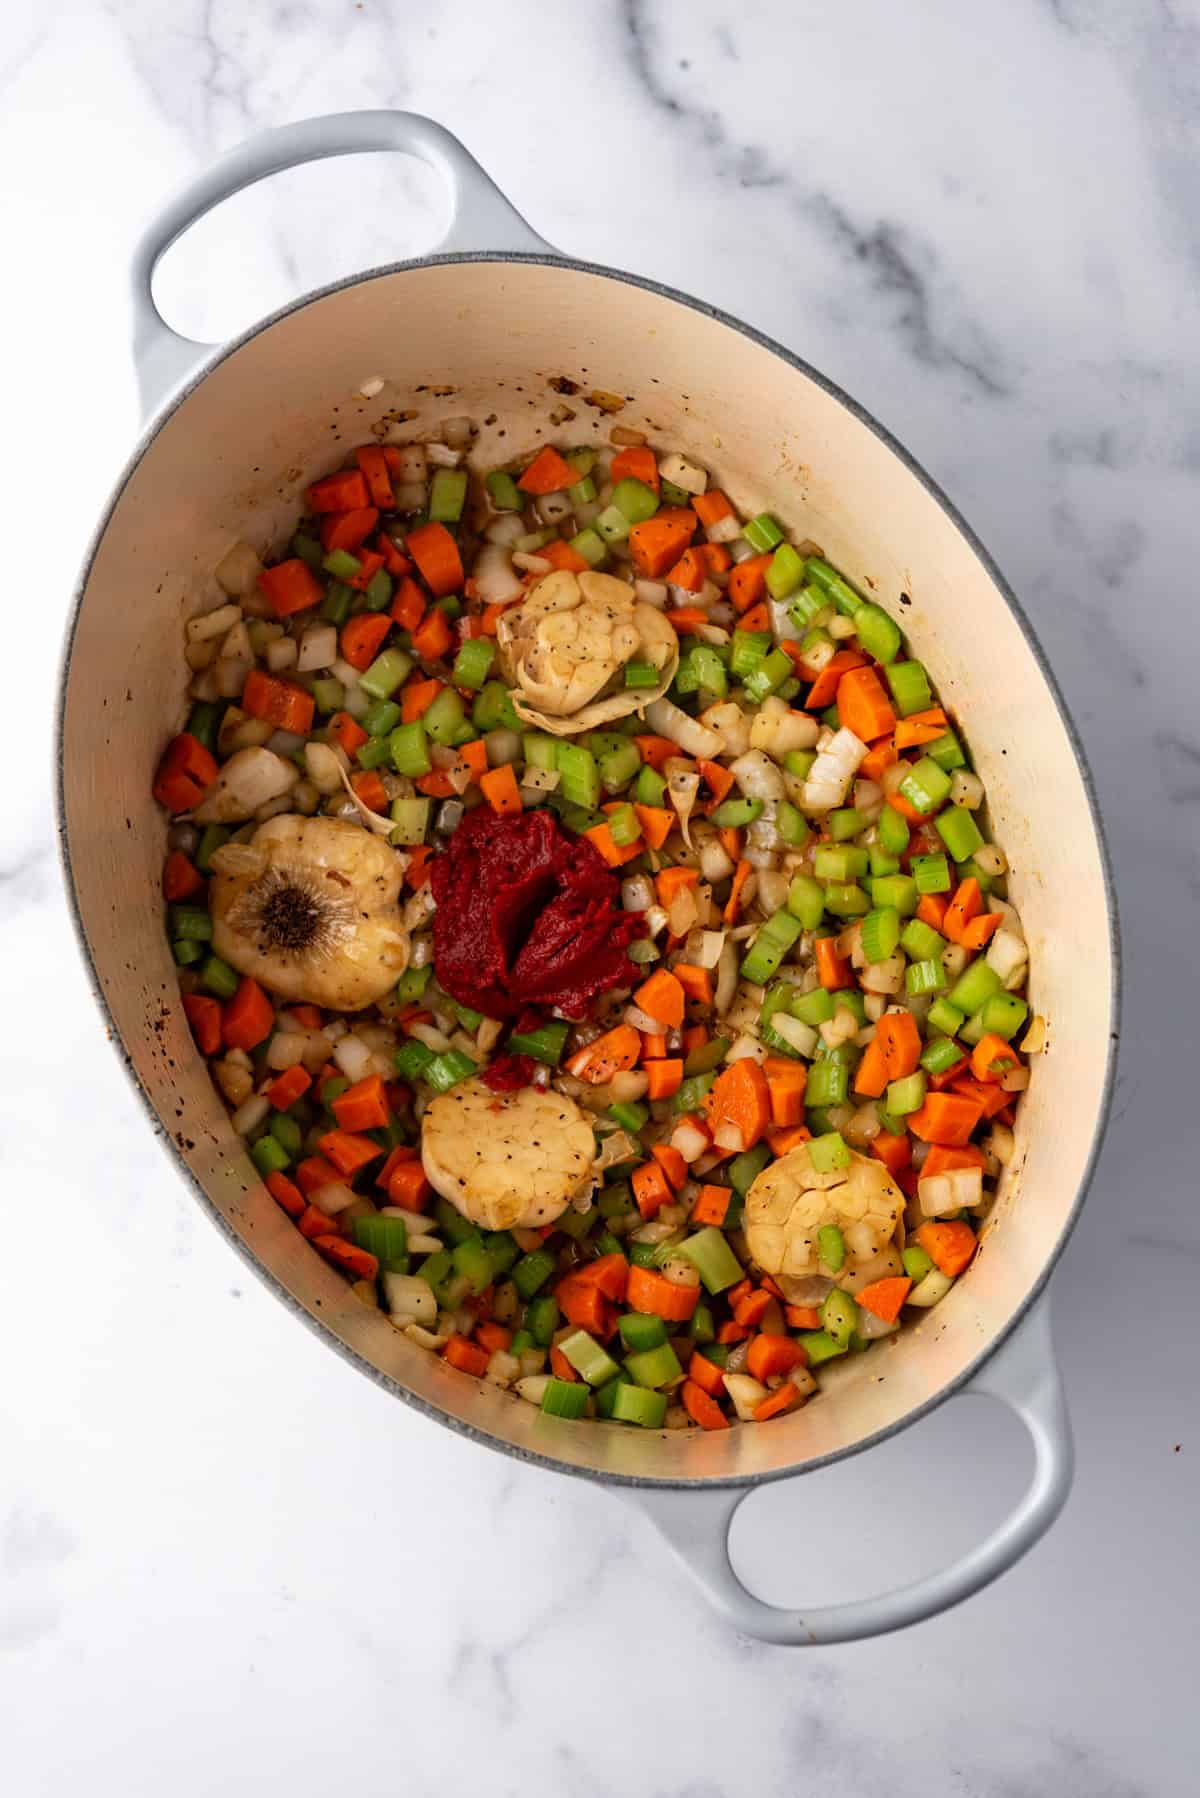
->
[61, 262, 1112, 1482]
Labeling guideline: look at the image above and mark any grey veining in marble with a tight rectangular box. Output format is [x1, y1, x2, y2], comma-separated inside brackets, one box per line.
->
[1, 1, 1196, 1792]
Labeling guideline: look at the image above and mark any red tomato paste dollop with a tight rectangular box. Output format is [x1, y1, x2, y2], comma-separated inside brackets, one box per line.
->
[431, 808, 644, 1021]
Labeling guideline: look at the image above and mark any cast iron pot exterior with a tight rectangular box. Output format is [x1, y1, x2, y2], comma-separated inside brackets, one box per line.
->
[57, 113, 1118, 1642]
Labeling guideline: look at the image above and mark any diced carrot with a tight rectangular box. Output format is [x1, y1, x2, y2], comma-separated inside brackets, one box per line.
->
[665, 547, 708, 592]
[162, 850, 203, 902]
[695, 760, 735, 815]
[610, 444, 659, 490]
[406, 521, 464, 598]
[692, 489, 734, 530]
[870, 1130, 912, 1174]
[307, 469, 369, 513]
[351, 770, 388, 814]
[629, 513, 697, 579]
[354, 444, 395, 509]
[853, 1035, 891, 1099]
[387, 1160, 431, 1211]
[222, 977, 273, 1051]
[719, 826, 742, 862]
[626, 1264, 701, 1323]
[943, 877, 983, 945]
[632, 734, 679, 770]
[517, 445, 578, 495]
[915, 1219, 978, 1278]
[182, 992, 222, 1056]
[766, 1124, 812, 1157]
[747, 1334, 806, 1381]
[241, 669, 314, 735]
[265, 1170, 305, 1218]
[153, 733, 219, 812]
[682, 1379, 730, 1430]
[701, 543, 732, 576]
[650, 1143, 688, 1192]
[345, 546, 385, 593]
[317, 1129, 384, 1177]
[298, 1203, 340, 1240]
[312, 1235, 376, 1280]
[804, 650, 867, 711]
[295, 1156, 341, 1196]
[922, 1144, 986, 1177]
[665, 606, 711, 634]
[480, 763, 522, 816]
[691, 1184, 732, 1227]
[785, 1304, 823, 1330]
[815, 935, 853, 990]
[681, 1025, 707, 1058]
[336, 613, 390, 673]
[332, 1073, 390, 1133]
[539, 538, 590, 575]
[644, 1059, 684, 1101]
[404, 845, 434, 890]
[443, 1334, 490, 1377]
[763, 1056, 808, 1126]
[705, 1059, 771, 1153]
[398, 677, 442, 724]
[887, 790, 926, 825]
[640, 1031, 667, 1060]
[894, 708, 948, 750]
[471, 1321, 511, 1357]
[673, 963, 714, 1007]
[971, 1033, 1018, 1083]
[723, 859, 753, 926]
[266, 1065, 312, 1110]
[716, 1319, 750, 1345]
[633, 804, 674, 850]
[456, 739, 490, 787]
[390, 575, 428, 632]
[960, 911, 1003, 950]
[739, 601, 771, 633]
[876, 1010, 922, 1081]
[376, 534, 411, 578]
[412, 605, 455, 662]
[572, 1254, 629, 1301]
[733, 1288, 773, 1329]
[753, 1384, 803, 1423]
[321, 507, 380, 553]
[375, 1144, 416, 1190]
[916, 893, 948, 931]
[564, 1024, 642, 1084]
[687, 1350, 727, 1398]
[949, 1073, 1013, 1120]
[726, 1278, 754, 1309]
[856, 1276, 913, 1324]
[860, 738, 899, 783]
[479, 599, 518, 636]
[635, 968, 686, 1028]
[655, 865, 700, 909]
[727, 552, 772, 613]
[836, 665, 897, 743]
[583, 821, 642, 868]
[632, 1160, 674, 1219]
[549, 1343, 578, 1380]
[556, 1276, 612, 1338]
[328, 711, 369, 757]
[256, 557, 323, 619]
[907, 1093, 985, 1147]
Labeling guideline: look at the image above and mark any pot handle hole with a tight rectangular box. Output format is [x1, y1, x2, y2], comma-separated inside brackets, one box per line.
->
[130, 109, 553, 416]
[625, 1290, 1073, 1645]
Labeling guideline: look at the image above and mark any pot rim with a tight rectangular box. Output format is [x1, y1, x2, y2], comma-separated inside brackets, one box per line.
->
[54, 250, 1122, 1490]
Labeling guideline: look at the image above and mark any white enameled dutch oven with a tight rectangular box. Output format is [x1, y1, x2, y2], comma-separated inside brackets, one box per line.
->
[56, 112, 1119, 1644]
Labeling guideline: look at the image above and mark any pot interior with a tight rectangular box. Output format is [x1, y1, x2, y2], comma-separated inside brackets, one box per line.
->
[60, 260, 1114, 1483]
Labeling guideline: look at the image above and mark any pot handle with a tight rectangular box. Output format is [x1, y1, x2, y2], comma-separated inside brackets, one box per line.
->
[130, 109, 552, 415]
[626, 1291, 1072, 1644]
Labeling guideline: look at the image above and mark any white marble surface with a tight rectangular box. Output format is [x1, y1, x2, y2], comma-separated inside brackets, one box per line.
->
[2, 0, 1197, 1790]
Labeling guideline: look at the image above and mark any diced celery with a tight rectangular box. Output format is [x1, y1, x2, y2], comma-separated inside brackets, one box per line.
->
[611, 478, 659, 524]
[487, 470, 522, 511]
[886, 1072, 927, 1116]
[624, 1342, 683, 1389]
[743, 513, 784, 552]
[541, 1377, 589, 1419]
[927, 997, 966, 1037]
[911, 852, 952, 894]
[766, 542, 806, 600]
[861, 906, 902, 963]
[899, 757, 952, 815]
[424, 687, 466, 745]
[806, 1064, 849, 1109]
[853, 602, 902, 664]
[429, 468, 468, 523]
[817, 1224, 845, 1272]
[980, 991, 1029, 1041]
[948, 960, 1004, 1015]
[610, 1383, 668, 1428]
[936, 807, 985, 863]
[452, 638, 497, 691]
[558, 742, 600, 809]
[786, 874, 826, 930]
[390, 797, 431, 844]
[389, 720, 431, 777]
[804, 556, 863, 616]
[877, 806, 910, 856]
[559, 1330, 620, 1387]
[885, 660, 933, 716]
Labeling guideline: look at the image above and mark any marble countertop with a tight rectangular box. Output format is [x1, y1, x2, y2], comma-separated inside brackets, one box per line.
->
[3, 1, 1197, 1791]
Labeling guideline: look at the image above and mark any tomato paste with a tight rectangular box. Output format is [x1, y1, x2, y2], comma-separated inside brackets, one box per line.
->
[431, 808, 644, 1020]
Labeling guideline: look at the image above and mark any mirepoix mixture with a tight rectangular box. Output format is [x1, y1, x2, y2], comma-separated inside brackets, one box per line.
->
[154, 421, 1035, 1433]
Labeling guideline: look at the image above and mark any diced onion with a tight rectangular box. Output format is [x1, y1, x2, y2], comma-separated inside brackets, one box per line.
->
[950, 770, 985, 809]
[622, 874, 655, 913]
[644, 697, 724, 760]
[485, 729, 522, 767]
[723, 1373, 768, 1421]
[513, 552, 551, 575]
[485, 513, 526, 547]
[214, 542, 263, 598]
[986, 928, 1028, 987]
[767, 1013, 819, 1058]
[425, 441, 461, 468]
[232, 1094, 269, 1136]
[473, 541, 525, 604]
[919, 1166, 983, 1217]
[683, 928, 727, 971]
[671, 1117, 711, 1163]
[658, 451, 707, 495]
[625, 1003, 666, 1037]
[634, 579, 669, 608]
[382, 1273, 437, 1325]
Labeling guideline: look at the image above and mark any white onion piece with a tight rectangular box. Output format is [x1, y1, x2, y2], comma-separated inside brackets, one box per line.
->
[658, 451, 707, 494]
[1000, 1065, 1030, 1093]
[265, 636, 298, 673]
[440, 415, 474, 448]
[485, 729, 522, 767]
[828, 613, 858, 640]
[723, 1373, 768, 1421]
[187, 601, 242, 644]
[515, 1376, 552, 1406]
[232, 1094, 270, 1136]
[485, 512, 526, 547]
[622, 874, 656, 913]
[296, 622, 338, 672]
[683, 928, 727, 970]
[671, 1117, 711, 1162]
[473, 541, 525, 604]
[768, 1013, 819, 1058]
[513, 552, 551, 575]
[644, 697, 723, 760]
[860, 952, 905, 995]
[756, 868, 790, 915]
[706, 513, 741, 545]
[749, 696, 819, 756]
[394, 480, 427, 512]
[303, 741, 346, 795]
[634, 579, 669, 608]
[425, 441, 461, 468]
[730, 749, 786, 802]
[333, 1034, 375, 1080]
[919, 1166, 983, 1217]
[725, 1033, 767, 1065]
[986, 929, 1028, 987]
[625, 1003, 666, 1037]
[192, 748, 297, 823]
[382, 1273, 437, 1326]
[714, 940, 739, 1016]
[699, 701, 752, 759]
[391, 444, 427, 481]
[214, 542, 263, 597]
[950, 769, 985, 809]
[714, 1121, 745, 1153]
[265, 1032, 308, 1071]
[801, 728, 868, 812]
[668, 886, 700, 938]
[699, 838, 734, 883]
